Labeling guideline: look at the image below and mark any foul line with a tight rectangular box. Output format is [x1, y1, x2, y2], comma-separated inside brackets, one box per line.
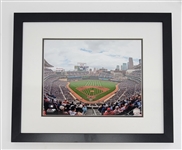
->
[59, 85, 66, 100]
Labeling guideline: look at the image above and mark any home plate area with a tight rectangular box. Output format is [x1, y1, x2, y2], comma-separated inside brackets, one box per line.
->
[76, 86, 109, 100]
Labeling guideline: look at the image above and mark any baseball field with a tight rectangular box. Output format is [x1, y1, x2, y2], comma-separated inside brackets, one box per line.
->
[68, 80, 118, 103]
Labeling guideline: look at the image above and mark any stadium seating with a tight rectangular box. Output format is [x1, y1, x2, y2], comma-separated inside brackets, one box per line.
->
[43, 68, 142, 116]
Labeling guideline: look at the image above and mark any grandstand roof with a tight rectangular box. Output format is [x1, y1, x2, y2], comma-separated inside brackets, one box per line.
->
[44, 59, 54, 67]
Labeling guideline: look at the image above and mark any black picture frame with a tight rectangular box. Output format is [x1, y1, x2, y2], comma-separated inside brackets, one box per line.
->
[12, 13, 173, 142]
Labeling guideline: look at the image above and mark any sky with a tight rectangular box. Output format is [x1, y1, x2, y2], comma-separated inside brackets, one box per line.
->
[44, 40, 141, 71]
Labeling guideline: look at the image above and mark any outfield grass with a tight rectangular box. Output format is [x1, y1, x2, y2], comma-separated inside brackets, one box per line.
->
[69, 80, 116, 101]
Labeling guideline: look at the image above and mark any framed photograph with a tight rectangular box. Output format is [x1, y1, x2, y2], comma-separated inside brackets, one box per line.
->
[43, 38, 143, 117]
[12, 13, 173, 142]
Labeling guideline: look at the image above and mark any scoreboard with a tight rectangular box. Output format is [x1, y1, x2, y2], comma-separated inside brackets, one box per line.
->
[74, 65, 89, 71]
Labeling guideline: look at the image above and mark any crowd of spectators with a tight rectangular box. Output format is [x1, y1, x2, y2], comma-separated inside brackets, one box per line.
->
[126, 70, 141, 83]
[128, 70, 141, 77]
[50, 80, 65, 100]
[105, 87, 126, 105]
[99, 72, 113, 79]
[99, 79, 142, 116]
[135, 83, 141, 93]
[119, 79, 141, 98]
[44, 95, 87, 116]
[67, 71, 89, 77]
[43, 92, 142, 116]
[43, 69, 91, 116]
[61, 86, 75, 102]
[98, 93, 142, 116]
[105, 79, 141, 105]
[44, 76, 60, 93]
[44, 68, 55, 79]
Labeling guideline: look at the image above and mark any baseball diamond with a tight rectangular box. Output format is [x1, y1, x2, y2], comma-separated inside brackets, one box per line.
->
[67, 80, 118, 104]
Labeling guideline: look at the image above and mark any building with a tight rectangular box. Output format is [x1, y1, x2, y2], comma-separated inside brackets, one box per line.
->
[121, 65, 123, 71]
[116, 65, 120, 71]
[122, 63, 127, 70]
[99, 67, 107, 71]
[128, 57, 134, 69]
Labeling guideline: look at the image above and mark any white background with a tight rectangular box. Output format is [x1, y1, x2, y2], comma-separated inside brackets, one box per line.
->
[1, 0, 181, 150]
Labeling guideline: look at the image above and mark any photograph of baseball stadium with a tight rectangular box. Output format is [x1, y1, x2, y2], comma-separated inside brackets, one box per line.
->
[43, 39, 142, 117]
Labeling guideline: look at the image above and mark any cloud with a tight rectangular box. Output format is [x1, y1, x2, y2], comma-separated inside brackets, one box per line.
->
[80, 48, 92, 53]
[44, 40, 141, 71]
[108, 54, 121, 58]
[98, 50, 106, 53]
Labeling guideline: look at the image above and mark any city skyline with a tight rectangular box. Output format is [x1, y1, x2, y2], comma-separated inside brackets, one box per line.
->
[44, 40, 141, 71]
